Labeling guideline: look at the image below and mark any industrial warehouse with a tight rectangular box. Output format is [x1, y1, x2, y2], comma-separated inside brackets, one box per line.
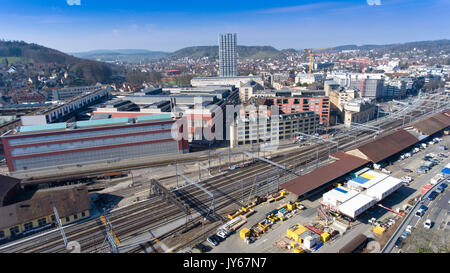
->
[1, 113, 188, 173]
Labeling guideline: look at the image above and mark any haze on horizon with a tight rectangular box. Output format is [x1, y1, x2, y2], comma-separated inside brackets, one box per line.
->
[0, 0, 449, 53]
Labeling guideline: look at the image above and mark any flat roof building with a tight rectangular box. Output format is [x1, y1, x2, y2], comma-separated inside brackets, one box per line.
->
[1, 114, 188, 173]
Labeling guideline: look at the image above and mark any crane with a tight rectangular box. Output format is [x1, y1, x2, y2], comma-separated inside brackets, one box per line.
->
[304, 48, 329, 84]
[338, 57, 372, 97]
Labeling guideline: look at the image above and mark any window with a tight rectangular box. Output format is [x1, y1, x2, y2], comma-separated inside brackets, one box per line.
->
[38, 218, 47, 226]
[9, 226, 20, 236]
[0, 231, 4, 239]
[51, 215, 56, 222]
[66, 217, 70, 223]
[73, 214, 78, 220]
[24, 222, 33, 231]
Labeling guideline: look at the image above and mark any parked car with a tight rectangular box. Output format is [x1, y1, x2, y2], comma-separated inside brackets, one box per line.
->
[405, 225, 413, 234]
[419, 204, 428, 211]
[427, 191, 438, 201]
[394, 237, 403, 248]
[216, 230, 227, 240]
[400, 231, 409, 239]
[403, 168, 413, 173]
[193, 243, 210, 253]
[439, 182, 447, 189]
[207, 236, 219, 246]
[424, 219, 432, 229]
[436, 187, 444, 193]
[401, 176, 413, 182]
[417, 166, 429, 174]
[415, 209, 425, 217]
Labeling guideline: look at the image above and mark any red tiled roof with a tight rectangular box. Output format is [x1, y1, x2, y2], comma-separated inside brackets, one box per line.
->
[281, 151, 369, 196]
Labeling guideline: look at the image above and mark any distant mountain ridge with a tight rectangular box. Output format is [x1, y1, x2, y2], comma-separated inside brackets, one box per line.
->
[68, 39, 450, 63]
[71, 49, 170, 63]
[328, 39, 450, 51]
[168, 45, 281, 59]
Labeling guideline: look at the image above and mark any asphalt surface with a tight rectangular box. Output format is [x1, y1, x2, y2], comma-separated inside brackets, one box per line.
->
[384, 166, 449, 252]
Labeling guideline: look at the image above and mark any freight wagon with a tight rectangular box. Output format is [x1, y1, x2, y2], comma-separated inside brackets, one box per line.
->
[338, 234, 368, 253]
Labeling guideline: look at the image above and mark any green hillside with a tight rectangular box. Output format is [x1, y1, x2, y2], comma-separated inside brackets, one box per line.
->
[0, 40, 117, 84]
[168, 45, 280, 59]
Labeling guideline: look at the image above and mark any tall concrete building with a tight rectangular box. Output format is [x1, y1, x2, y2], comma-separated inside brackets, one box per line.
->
[218, 33, 237, 77]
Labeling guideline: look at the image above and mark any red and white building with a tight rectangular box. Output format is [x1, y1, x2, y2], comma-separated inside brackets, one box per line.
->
[263, 97, 330, 124]
[1, 114, 188, 173]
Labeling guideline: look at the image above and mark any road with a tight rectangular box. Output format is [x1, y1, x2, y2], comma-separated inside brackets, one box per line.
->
[383, 165, 450, 253]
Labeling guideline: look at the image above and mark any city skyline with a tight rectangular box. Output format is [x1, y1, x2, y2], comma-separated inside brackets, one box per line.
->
[0, 0, 449, 53]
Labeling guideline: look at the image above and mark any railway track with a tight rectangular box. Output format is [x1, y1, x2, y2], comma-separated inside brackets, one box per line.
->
[1, 95, 447, 253]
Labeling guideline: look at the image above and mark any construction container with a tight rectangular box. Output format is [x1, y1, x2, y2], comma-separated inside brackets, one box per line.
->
[280, 190, 287, 196]
[320, 232, 330, 242]
[286, 225, 297, 239]
[240, 228, 251, 239]
[304, 234, 320, 250]
[292, 226, 309, 243]
[265, 209, 278, 218]
[306, 225, 323, 235]
[373, 225, 386, 235]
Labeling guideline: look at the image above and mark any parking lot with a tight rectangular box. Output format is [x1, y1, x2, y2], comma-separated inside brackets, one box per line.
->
[394, 181, 449, 253]
[197, 135, 449, 253]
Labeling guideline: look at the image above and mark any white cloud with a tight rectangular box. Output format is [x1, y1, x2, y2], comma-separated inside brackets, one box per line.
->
[256, 2, 338, 14]
[367, 0, 382, 5]
[66, 0, 81, 6]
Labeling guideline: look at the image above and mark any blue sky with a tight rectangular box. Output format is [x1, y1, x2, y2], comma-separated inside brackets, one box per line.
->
[0, 0, 449, 52]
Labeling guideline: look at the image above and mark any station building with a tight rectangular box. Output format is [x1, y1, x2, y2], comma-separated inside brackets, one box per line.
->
[1, 113, 188, 173]
[0, 184, 91, 241]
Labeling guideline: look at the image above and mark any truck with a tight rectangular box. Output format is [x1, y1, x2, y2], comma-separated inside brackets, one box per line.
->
[430, 173, 444, 185]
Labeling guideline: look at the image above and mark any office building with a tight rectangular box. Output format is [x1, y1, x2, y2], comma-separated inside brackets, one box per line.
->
[263, 96, 330, 125]
[230, 112, 320, 147]
[219, 33, 237, 77]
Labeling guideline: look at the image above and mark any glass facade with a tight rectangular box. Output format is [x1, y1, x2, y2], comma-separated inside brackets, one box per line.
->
[219, 33, 237, 77]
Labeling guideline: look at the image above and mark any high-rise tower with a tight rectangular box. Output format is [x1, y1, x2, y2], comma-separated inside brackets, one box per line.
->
[218, 33, 237, 77]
